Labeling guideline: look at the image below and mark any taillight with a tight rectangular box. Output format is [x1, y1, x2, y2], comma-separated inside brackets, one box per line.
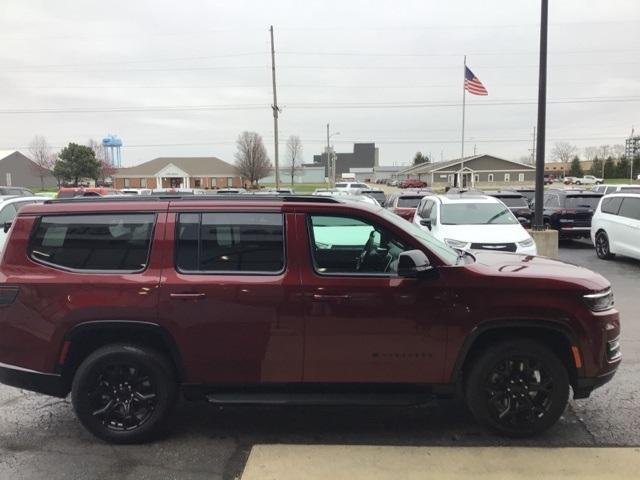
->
[0, 286, 19, 305]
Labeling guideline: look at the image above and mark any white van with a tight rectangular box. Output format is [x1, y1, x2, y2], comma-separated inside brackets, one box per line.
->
[591, 193, 640, 261]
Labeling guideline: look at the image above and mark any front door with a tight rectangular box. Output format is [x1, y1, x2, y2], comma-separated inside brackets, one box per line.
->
[158, 209, 304, 384]
[297, 212, 448, 384]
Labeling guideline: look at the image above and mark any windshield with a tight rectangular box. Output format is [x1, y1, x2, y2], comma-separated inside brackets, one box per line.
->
[379, 208, 459, 266]
[565, 196, 601, 208]
[363, 192, 387, 204]
[496, 196, 529, 208]
[397, 196, 423, 208]
[441, 203, 519, 225]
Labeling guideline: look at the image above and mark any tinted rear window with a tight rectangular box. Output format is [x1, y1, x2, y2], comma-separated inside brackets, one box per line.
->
[397, 196, 423, 208]
[176, 212, 284, 273]
[29, 214, 155, 271]
[335, 183, 348, 188]
[619, 197, 640, 221]
[565, 196, 601, 209]
[601, 197, 623, 215]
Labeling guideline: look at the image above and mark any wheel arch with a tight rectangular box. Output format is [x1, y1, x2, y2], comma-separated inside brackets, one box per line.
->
[451, 320, 581, 390]
[58, 321, 184, 391]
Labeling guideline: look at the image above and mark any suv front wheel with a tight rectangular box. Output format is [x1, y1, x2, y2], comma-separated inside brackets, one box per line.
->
[71, 344, 178, 444]
[465, 339, 569, 437]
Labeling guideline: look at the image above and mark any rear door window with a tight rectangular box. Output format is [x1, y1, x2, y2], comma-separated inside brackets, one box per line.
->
[618, 198, 640, 221]
[29, 214, 155, 271]
[397, 196, 423, 208]
[176, 212, 284, 273]
[601, 197, 623, 215]
[565, 196, 601, 209]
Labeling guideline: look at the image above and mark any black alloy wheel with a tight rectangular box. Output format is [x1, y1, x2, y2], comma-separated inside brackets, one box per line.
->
[72, 344, 177, 444]
[595, 231, 614, 260]
[465, 339, 569, 437]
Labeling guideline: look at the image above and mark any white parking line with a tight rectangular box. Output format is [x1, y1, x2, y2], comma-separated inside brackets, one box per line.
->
[241, 445, 640, 480]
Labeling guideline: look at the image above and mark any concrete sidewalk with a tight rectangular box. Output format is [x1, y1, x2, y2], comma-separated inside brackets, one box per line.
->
[241, 445, 640, 480]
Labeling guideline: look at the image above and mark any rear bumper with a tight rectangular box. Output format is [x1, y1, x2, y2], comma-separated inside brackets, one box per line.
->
[559, 226, 591, 237]
[0, 362, 68, 398]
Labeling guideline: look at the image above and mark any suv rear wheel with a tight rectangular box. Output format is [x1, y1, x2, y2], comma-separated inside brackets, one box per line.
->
[71, 344, 177, 444]
[465, 339, 569, 437]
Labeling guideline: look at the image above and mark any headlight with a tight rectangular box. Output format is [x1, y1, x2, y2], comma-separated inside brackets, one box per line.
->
[583, 288, 614, 312]
[444, 238, 469, 249]
[518, 238, 535, 248]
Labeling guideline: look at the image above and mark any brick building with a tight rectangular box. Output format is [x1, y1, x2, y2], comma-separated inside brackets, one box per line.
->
[113, 157, 243, 190]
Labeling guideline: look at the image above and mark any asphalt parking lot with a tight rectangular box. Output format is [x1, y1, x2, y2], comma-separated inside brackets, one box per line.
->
[0, 239, 638, 480]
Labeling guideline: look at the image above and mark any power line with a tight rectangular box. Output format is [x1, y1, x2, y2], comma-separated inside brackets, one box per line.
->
[1, 95, 638, 114]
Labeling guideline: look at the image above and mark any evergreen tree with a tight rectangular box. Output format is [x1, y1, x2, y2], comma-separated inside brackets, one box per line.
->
[53, 143, 100, 186]
[616, 156, 630, 178]
[568, 156, 583, 177]
[603, 156, 616, 179]
[590, 156, 603, 177]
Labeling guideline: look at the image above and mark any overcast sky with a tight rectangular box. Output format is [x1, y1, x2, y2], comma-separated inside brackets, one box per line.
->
[1, 0, 639, 167]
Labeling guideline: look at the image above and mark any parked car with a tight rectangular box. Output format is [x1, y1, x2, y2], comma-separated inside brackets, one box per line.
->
[591, 193, 640, 261]
[507, 188, 535, 206]
[484, 191, 533, 228]
[0, 196, 47, 249]
[591, 184, 640, 195]
[57, 187, 122, 198]
[355, 188, 387, 206]
[543, 175, 555, 185]
[0, 195, 620, 442]
[210, 188, 247, 194]
[385, 192, 430, 221]
[399, 179, 427, 189]
[0, 186, 34, 196]
[121, 188, 153, 195]
[540, 189, 603, 238]
[413, 193, 537, 255]
[565, 175, 603, 186]
[334, 182, 369, 192]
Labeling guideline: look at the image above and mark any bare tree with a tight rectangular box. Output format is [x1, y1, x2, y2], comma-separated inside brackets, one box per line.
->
[551, 142, 578, 165]
[611, 144, 625, 159]
[286, 135, 303, 186]
[584, 146, 599, 161]
[598, 144, 611, 160]
[29, 135, 55, 190]
[234, 131, 272, 186]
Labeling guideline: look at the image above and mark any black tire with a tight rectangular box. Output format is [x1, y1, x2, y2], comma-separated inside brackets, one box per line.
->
[465, 339, 569, 437]
[595, 230, 615, 260]
[71, 344, 178, 444]
[575, 181, 581, 185]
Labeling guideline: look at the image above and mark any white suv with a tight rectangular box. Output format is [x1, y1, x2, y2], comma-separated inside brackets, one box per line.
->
[335, 182, 369, 192]
[413, 194, 537, 255]
[591, 193, 640, 261]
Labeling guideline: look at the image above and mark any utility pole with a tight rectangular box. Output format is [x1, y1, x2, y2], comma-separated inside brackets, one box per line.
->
[269, 25, 280, 189]
[326, 123, 331, 186]
[530, 126, 536, 164]
[533, 0, 548, 230]
[473, 144, 477, 156]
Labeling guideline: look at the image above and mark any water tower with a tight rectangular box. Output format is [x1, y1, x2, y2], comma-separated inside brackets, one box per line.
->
[101, 134, 123, 167]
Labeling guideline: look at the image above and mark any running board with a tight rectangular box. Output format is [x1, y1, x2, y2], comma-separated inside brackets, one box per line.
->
[205, 392, 435, 406]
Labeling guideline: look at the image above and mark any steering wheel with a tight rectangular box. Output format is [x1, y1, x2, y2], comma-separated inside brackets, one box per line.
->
[356, 231, 377, 271]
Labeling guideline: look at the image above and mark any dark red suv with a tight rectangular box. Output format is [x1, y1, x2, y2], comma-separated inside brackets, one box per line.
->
[0, 195, 620, 443]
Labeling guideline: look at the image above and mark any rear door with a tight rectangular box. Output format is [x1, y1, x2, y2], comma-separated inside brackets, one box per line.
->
[158, 205, 304, 384]
[616, 197, 640, 258]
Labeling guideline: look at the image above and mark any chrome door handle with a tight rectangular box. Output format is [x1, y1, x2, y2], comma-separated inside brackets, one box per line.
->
[312, 294, 351, 300]
[170, 292, 206, 299]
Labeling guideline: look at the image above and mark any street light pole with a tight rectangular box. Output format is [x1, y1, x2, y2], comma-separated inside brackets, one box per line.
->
[270, 25, 280, 189]
[533, 0, 548, 230]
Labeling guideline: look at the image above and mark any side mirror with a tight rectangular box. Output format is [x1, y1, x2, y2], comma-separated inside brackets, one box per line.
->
[3, 222, 11, 234]
[419, 219, 432, 230]
[398, 250, 435, 278]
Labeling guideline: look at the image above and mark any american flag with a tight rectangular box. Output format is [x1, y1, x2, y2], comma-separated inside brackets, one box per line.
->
[464, 66, 488, 96]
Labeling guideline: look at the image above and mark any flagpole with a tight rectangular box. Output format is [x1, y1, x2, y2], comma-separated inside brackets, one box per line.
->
[460, 55, 467, 187]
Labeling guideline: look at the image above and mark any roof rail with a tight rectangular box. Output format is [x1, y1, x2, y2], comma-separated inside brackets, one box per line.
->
[44, 194, 341, 205]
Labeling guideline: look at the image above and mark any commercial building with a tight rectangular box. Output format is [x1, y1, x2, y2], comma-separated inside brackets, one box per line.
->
[349, 165, 405, 182]
[113, 157, 243, 190]
[313, 143, 379, 178]
[0, 150, 57, 189]
[397, 154, 536, 187]
[261, 165, 326, 185]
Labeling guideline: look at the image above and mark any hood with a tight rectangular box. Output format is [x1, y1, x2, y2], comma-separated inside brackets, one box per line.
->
[438, 223, 530, 244]
[470, 250, 610, 291]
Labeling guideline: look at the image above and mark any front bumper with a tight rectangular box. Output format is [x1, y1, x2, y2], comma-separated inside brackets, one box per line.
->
[0, 362, 68, 398]
[573, 369, 618, 399]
